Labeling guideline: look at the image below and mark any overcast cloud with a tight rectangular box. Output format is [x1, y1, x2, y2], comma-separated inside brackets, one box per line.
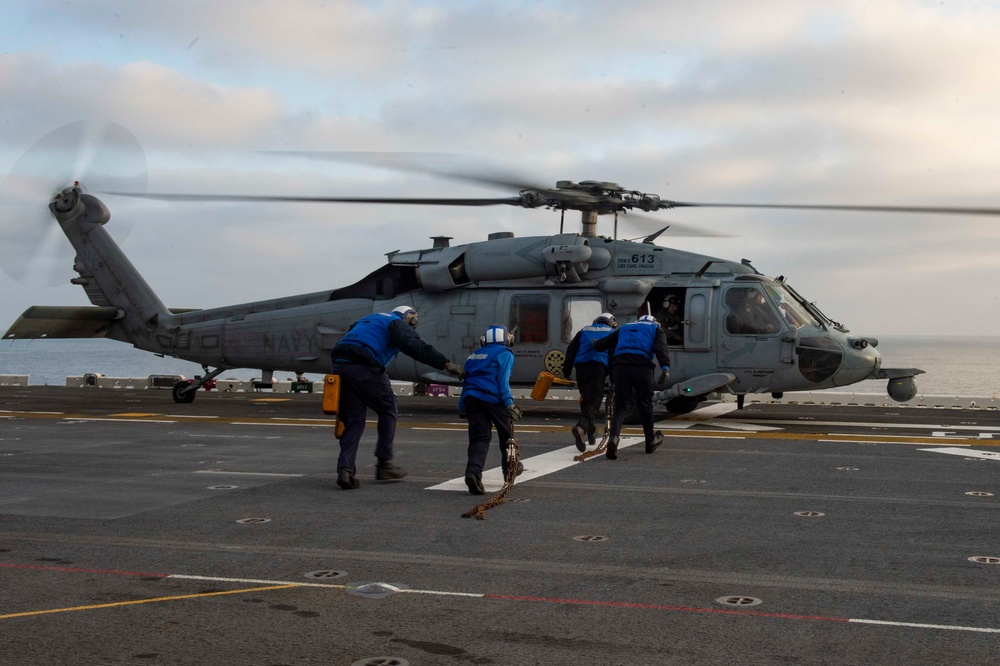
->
[2, 0, 999, 337]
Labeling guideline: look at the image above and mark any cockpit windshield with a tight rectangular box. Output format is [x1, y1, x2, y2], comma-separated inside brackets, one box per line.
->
[762, 283, 821, 329]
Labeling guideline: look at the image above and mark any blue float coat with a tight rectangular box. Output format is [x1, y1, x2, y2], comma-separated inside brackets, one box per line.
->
[459, 343, 515, 411]
[562, 323, 614, 375]
[592, 319, 670, 370]
[332, 311, 448, 370]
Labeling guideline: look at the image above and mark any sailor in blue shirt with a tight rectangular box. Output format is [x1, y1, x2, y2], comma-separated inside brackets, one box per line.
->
[331, 305, 464, 490]
[562, 313, 616, 451]
[459, 325, 520, 495]
[591, 314, 670, 459]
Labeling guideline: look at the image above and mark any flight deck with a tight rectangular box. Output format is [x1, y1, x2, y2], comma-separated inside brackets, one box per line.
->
[1, 386, 999, 665]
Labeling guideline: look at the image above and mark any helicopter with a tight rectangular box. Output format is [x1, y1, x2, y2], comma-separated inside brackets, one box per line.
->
[12, 122, 999, 410]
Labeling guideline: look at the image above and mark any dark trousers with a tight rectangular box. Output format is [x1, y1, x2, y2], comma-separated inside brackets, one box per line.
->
[574, 362, 608, 438]
[464, 396, 513, 479]
[331, 363, 397, 473]
[609, 363, 656, 442]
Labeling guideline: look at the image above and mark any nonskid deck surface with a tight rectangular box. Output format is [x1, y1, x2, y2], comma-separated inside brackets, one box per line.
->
[1, 387, 999, 665]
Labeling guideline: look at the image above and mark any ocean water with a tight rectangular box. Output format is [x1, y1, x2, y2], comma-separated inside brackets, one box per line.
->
[1, 336, 999, 397]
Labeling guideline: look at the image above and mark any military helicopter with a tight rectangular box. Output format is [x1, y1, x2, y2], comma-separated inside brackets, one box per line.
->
[7, 122, 997, 409]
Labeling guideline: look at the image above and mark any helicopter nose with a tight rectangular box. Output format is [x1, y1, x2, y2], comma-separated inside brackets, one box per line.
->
[833, 338, 881, 386]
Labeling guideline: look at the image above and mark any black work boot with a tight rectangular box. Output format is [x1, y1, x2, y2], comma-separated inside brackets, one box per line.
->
[645, 430, 664, 454]
[465, 473, 485, 495]
[572, 425, 586, 452]
[587, 430, 597, 447]
[606, 436, 619, 460]
[336, 468, 360, 490]
[375, 460, 407, 481]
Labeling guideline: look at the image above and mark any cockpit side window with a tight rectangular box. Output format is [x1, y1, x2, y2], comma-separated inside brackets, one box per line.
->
[764, 284, 820, 329]
[724, 287, 781, 335]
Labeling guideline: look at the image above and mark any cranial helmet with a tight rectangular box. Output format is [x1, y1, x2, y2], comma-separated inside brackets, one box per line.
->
[638, 314, 658, 323]
[481, 325, 513, 347]
[663, 295, 679, 306]
[392, 305, 418, 328]
[594, 313, 617, 328]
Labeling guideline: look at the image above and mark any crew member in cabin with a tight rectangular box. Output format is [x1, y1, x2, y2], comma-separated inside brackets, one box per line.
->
[591, 314, 670, 460]
[330, 306, 464, 490]
[459, 325, 520, 495]
[562, 312, 617, 451]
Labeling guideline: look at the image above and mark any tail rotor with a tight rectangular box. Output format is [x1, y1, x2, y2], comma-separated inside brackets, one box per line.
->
[0, 120, 147, 286]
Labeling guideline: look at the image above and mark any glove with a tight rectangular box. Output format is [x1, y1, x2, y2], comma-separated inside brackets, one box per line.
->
[506, 404, 523, 422]
[444, 361, 465, 381]
[657, 367, 670, 389]
[458, 411, 467, 420]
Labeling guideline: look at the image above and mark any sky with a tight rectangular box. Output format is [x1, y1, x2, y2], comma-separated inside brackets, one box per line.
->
[2, 0, 1000, 338]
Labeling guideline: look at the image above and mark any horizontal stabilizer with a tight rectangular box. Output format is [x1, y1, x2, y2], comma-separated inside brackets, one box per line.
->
[3, 305, 199, 340]
[4, 305, 122, 339]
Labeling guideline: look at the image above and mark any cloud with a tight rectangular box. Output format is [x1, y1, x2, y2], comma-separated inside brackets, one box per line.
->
[3, 1, 1000, 337]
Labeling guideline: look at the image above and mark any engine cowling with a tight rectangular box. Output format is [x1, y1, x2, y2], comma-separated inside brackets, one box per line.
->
[391, 234, 595, 290]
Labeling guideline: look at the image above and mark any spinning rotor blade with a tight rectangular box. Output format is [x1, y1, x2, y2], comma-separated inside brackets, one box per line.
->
[271, 150, 1000, 220]
[103, 192, 524, 207]
[265, 150, 544, 194]
[659, 201, 1000, 217]
[1, 121, 147, 286]
[264, 150, 611, 210]
[619, 212, 731, 238]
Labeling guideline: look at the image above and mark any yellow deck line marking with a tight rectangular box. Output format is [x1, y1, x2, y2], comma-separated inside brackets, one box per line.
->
[0, 584, 297, 620]
[5, 409, 998, 446]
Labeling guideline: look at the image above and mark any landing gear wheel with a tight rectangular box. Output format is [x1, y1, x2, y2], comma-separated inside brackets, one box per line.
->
[172, 381, 197, 404]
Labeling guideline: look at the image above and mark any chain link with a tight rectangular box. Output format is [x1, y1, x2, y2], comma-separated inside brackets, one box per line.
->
[573, 387, 613, 462]
[462, 421, 522, 520]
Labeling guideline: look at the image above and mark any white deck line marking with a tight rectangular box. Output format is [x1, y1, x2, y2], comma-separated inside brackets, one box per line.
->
[413, 426, 541, 433]
[744, 419, 1000, 433]
[819, 439, 969, 446]
[426, 436, 645, 492]
[919, 447, 1000, 460]
[170, 574, 344, 589]
[230, 422, 328, 428]
[62, 418, 176, 424]
[849, 618, 1000, 634]
[659, 420, 782, 432]
[166, 573, 1000, 633]
[193, 470, 304, 477]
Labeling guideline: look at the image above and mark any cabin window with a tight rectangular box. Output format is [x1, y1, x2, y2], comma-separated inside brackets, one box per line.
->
[724, 287, 781, 335]
[563, 297, 604, 342]
[510, 294, 549, 344]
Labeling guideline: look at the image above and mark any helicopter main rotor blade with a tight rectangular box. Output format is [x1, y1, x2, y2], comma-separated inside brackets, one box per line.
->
[662, 201, 1000, 217]
[103, 192, 526, 207]
[263, 150, 547, 194]
[620, 211, 731, 238]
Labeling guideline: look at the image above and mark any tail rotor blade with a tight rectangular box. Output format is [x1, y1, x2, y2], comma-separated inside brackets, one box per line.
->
[0, 121, 146, 286]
